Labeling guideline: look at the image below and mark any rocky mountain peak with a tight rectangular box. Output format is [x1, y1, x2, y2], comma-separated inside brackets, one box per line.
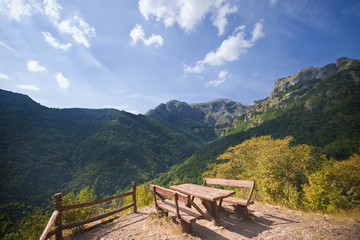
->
[147, 99, 248, 135]
[191, 99, 247, 126]
[146, 100, 203, 121]
[336, 57, 356, 68]
[271, 57, 356, 97]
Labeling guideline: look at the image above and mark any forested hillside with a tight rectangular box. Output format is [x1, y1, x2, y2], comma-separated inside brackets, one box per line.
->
[0, 90, 209, 208]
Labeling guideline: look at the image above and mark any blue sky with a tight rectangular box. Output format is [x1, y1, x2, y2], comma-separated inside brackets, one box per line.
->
[0, 0, 359, 114]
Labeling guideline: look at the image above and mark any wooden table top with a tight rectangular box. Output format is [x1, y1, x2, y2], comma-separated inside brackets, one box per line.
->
[170, 183, 235, 201]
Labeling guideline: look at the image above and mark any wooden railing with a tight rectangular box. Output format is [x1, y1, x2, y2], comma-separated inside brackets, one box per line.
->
[39, 181, 137, 240]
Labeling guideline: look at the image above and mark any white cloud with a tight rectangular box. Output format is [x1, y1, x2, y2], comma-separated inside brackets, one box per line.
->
[58, 15, 96, 48]
[0, 0, 33, 21]
[130, 24, 164, 48]
[138, 0, 237, 35]
[16, 84, 40, 91]
[206, 70, 228, 87]
[0, 73, 10, 79]
[43, 0, 62, 21]
[251, 19, 265, 42]
[27, 60, 47, 72]
[56, 72, 70, 89]
[42, 32, 72, 51]
[213, 3, 238, 35]
[130, 24, 145, 44]
[184, 19, 265, 73]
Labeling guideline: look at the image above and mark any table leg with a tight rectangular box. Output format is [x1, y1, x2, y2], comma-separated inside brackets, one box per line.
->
[201, 200, 221, 226]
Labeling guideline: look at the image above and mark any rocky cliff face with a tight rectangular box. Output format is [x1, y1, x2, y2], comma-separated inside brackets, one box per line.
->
[146, 100, 203, 121]
[244, 58, 357, 122]
[190, 99, 248, 127]
[146, 99, 248, 135]
[271, 57, 355, 97]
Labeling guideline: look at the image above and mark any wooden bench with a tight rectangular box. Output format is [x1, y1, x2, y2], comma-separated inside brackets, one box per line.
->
[203, 178, 255, 219]
[150, 184, 203, 233]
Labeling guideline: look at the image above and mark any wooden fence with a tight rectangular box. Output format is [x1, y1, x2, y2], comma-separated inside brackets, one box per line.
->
[39, 181, 137, 240]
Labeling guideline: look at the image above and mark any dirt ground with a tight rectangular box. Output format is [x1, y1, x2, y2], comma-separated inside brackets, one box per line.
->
[70, 202, 360, 240]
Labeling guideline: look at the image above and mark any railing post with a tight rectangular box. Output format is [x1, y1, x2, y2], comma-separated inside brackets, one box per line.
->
[132, 181, 137, 213]
[54, 193, 63, 240]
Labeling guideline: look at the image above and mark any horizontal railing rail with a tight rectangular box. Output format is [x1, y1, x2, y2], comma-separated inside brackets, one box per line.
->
[39, 181, 137, 240]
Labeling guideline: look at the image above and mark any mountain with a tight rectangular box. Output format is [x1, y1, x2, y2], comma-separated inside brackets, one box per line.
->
[153, 57, 360, 186]
[146, 99, 248, 136]
[0, 90, 212, 208]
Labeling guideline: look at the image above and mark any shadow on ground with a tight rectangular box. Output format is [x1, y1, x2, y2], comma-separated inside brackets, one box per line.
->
[191, 206, 299, 240]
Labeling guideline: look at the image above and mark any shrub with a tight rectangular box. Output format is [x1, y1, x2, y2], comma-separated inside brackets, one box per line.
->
[303, 153, 360, 212]
[62, 186, 97, 234]
[204, 136, 327, 209]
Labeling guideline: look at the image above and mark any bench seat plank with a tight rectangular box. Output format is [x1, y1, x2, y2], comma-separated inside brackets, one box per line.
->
[223, 197, 254, 206]
[156, 200, 202, 223]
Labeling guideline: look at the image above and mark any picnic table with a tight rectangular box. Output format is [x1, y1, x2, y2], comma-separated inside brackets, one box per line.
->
[170, 183, 235, 226]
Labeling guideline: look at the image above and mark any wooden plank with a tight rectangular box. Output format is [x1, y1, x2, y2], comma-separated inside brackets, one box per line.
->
[223, 197, 249, 206]
[39, 210, 59, 240]
[205, 178, 254, 188]
[62, 203, 134, 230]
[188, 197, 210, 220]
[150, 185, 175, 199]
[157, 200, 201, 223]
[176, 192, 190, 205]
[63, 191, 133, 211]
[171, 184, 235, 201]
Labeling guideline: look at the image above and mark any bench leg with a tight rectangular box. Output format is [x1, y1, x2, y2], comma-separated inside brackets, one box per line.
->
[201, 200, 221, 226]
[177, 219, 193, 233]
[233, 205, 249, 220]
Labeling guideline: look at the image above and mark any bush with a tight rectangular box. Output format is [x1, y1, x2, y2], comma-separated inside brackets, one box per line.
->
[123, 183, 153, 209]
[303, 153, 360, 212]
[204, 136, 327, 209]
[62, 186, 97, 234]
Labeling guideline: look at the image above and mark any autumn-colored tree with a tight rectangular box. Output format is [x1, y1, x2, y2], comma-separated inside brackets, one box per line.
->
[204, 136, 327, 209]
[303, 153, 360, 212]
